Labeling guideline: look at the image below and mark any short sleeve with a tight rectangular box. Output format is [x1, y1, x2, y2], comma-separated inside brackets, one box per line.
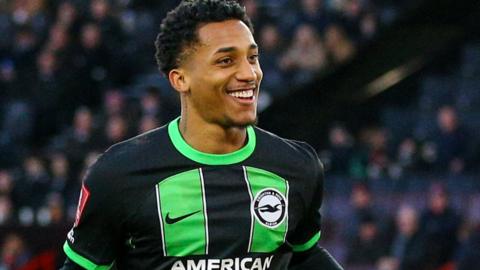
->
[288, 152, 324, 252]
[63, 153, 123, 269]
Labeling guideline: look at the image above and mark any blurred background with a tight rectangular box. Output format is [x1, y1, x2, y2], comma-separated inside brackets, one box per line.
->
[0, 0, 479, 269]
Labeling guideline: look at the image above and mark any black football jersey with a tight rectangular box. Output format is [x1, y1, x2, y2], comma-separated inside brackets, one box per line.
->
[63, 117, 323, 270]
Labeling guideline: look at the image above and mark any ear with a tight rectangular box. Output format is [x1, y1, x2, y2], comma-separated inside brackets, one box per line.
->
[168, 69, 190, 94]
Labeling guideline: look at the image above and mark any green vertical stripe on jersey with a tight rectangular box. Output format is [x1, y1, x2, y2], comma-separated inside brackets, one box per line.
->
[157, 169, 207, 256]
[63, 241, 114, 270]
[245, 167, 288, 253]
[168, 117, 256, 165]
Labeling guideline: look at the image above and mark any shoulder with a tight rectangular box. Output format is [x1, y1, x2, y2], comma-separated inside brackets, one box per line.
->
[102, 126, 166, 164]
[85, 125, 170, 186]
[253, 126, 323, 176]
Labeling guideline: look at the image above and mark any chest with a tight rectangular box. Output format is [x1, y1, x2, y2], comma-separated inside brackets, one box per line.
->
[121, 166, 305, 258]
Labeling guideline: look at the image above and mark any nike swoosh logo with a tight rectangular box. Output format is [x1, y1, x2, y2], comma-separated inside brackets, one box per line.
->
[165, 210, 201, 224]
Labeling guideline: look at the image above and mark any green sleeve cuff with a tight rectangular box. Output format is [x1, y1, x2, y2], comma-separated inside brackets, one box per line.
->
[291, 231, 321, 252]
[63, 241, 114, 270]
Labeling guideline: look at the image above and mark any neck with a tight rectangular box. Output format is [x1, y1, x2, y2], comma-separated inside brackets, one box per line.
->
[179, 111, 248, 154]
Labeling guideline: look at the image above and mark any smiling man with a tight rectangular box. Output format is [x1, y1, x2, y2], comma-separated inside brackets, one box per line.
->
[61, 1, 343, 269]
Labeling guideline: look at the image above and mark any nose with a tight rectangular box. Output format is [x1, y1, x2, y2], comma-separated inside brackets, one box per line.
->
[235, 58, 257, 82]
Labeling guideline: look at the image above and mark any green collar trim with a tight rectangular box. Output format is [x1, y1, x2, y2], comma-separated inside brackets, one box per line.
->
[168, 117, 256, 165]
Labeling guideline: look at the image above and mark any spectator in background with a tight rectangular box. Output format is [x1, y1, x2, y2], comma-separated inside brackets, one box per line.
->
[89, 0, 124, 50]
[383, 204, 428, 270]
[87, 0, 131, 86]
[70, 22, 111, 109]
[0, 195, 14, 225]
[44, 24, 72, 60]
[140, 87, 163, 121]
[0, 4, 13, 51]
[10, 26, 39, 90]
[257, 24, 287, 100]
[138, 115, 159, 134]
[396, 137, 420, 171]
[45, 193, 65, 225]
[279, 0, 332, 36]
[431, 105, 468, 173]
[0, 60, 26, 164]
[366, 128, 390, 179]
[296, 0, 333, 33]
[0, 97, 33, 162]
[325, 124, 354, 173]
[345, 183, 378, 242]
[49, 152, 73, 207]
[280, 23, 328, 89]
[420, 183, 461, 270]
[0, 233, 31, 270]
[346, 213, 386, 267]
[55, 1, 82, 34]
[243, 0, 260, 28]
[31, 50, 67, 143]
[457, 224, 480, 270]
[387, 136, 421, 181]
[337, 0, 366, 43]
[0, 170, 15, 198]
[0, 59, 19, 102]
[1, 38, 35, 159]
[17, 155, 50, 211]
[117, 3, 158, 73]
[102, 89, 126, 118]
[324, 24, 356, 65]
[0, 59, 33, 164]
[100, 115, 130, 149]
[10, 0, 49, 35]
[51, 106, 98, 169]
[0, 171, 17, 223]
[360, 11, 378, 41]
[140, 86, 179, 123]
[97, 89, 137, 137]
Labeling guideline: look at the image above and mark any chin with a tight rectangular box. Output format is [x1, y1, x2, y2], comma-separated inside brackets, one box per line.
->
[223, 115, 257, 128]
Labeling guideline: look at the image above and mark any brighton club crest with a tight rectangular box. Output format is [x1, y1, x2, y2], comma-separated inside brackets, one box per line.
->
[252, 188, 287, 228]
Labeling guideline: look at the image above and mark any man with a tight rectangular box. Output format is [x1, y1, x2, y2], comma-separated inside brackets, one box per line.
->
[61, 1, 343, 269]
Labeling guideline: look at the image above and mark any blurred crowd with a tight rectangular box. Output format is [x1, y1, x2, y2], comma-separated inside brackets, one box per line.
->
[317, 104, 480, 270]
[333, 181, 480, 270]
[0, 0, 479, 270]
[320, 105, 479, 180]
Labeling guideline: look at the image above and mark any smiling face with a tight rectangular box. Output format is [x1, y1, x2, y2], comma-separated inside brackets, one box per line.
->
[171, 19, 263, 128]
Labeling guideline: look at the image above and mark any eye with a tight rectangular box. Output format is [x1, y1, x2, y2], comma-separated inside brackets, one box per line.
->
[217, 57, 233, 65]
[249, 54, 259, 62]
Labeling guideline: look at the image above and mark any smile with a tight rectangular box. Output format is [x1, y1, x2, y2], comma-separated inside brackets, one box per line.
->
[227, 89, 255, 100]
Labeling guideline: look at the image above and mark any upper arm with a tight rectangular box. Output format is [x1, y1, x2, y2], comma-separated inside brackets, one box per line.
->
[63, 154, 123, 269]
[288, 145, 324, 252]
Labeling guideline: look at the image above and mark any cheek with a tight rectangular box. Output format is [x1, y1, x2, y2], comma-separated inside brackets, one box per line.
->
[189, 75, 225, 107]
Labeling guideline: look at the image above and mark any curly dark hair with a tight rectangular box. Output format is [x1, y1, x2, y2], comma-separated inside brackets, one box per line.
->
[154, 0, 253, 76]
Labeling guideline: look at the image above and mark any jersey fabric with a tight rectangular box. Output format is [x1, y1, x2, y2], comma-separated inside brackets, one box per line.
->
[63, 117, 324, 270]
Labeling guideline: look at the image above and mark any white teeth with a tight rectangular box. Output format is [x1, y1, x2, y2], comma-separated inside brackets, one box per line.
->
[228, 90, 254, 98]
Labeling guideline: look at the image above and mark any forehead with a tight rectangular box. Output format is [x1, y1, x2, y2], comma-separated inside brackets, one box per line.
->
[196, 19, 255, 51]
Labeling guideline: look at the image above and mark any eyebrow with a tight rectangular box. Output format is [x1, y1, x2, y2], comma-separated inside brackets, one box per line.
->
[214, 44, 258, 54]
